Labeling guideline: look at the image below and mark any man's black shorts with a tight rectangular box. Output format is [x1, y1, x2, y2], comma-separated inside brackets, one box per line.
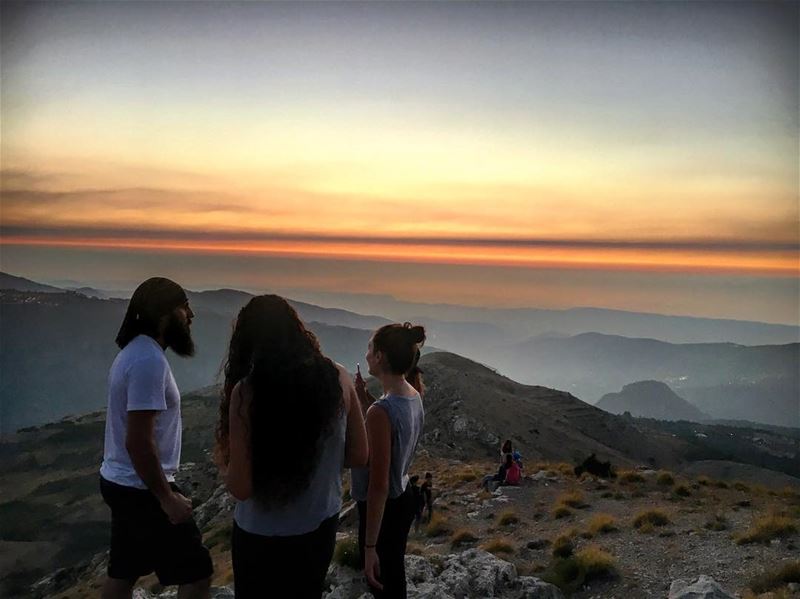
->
[100, 476, 213, 585]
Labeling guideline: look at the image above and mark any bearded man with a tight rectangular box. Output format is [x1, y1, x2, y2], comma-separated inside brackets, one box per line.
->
[99, 277, 212, 599]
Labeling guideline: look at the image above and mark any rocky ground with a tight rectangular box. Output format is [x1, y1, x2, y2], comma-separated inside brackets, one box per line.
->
[35, 452, 800, 599]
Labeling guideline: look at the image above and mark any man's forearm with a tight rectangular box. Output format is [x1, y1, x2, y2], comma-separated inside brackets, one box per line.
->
[128, 441, 172, 500]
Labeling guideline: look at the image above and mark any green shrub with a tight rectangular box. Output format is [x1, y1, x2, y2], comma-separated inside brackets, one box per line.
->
[656, 471, 675, 486]
[333, 537, 361, 569]
[673, 484, 692, 497]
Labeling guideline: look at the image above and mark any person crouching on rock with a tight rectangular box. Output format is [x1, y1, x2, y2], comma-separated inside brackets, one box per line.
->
[215, 295, 368, 599]
[351, 322, 426, 598]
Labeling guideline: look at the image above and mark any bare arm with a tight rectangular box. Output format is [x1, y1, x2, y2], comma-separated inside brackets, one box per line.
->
[338, 365, 369, 469]
[354, 370, 378, 416]
[363, 404, 392, 590]
[126, 410, 191, 524]
[226, 382, 254, 501]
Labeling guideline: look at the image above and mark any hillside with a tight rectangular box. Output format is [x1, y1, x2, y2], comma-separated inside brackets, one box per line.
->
[0, 272, 63, 293]
[1, 352, 798, 597]
[415, 353, 685, 469]
[596, 381, 710, 422]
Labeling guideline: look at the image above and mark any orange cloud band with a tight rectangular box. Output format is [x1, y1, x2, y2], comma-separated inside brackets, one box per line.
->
[2, 234, 797, 277]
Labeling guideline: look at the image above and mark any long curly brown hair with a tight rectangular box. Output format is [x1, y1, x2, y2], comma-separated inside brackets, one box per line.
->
[214, 295, 343, 507]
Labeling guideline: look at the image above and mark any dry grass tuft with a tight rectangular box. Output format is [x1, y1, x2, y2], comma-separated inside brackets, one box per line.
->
[425, 513, 451, 537]
[455, 466, 478, 483]
[557, 489, 588, 508]
[480, 538, 515, 555]
[587, 513, 618, 536]
[633, 509, 670, 529]
[551, 534, 574, 558]
[618, 470, 646, 484]
[542, 545, 617, 592]
[748, 560, 800, 594]
[703, 513, 729, 531]
[450, 528, 479, 548]
[552, 505, 574, 519]
[498, 509, 520, 526]
[735, 513, 797, 545]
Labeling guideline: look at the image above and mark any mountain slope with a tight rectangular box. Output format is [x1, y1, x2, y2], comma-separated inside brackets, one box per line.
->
[0, 272, 63, 293]
[416, 352, 686, 468]
[596, 381, 711, 422]
[0, 291, 374, 434]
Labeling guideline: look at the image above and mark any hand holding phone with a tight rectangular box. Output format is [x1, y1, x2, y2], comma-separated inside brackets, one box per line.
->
[354, 362, 366, 395]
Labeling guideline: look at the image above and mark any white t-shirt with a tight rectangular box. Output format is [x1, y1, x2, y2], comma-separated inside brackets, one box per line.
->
[99, 335, 182, 489]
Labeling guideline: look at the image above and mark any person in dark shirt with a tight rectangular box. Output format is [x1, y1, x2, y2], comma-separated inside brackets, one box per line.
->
[420, 472, 434, 523]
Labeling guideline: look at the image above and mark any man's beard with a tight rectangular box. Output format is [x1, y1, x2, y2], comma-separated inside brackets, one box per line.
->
[164, 313, 195, 357]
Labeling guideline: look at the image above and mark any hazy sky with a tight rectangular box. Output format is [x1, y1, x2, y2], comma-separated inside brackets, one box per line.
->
[1, 1, 798, 323]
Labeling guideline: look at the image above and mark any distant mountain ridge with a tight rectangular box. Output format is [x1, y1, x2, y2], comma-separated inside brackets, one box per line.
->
[2, 272, 798, 430]
[596, 380, 711, 422]
[284, 289, 800, 345]
[495, 332, 799, 426]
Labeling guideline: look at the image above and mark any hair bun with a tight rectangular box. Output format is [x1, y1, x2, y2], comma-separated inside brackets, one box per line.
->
[404, 323, 426, 345]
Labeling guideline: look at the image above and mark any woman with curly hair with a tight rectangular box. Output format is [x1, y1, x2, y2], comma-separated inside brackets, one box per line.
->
[215, 295, 368, 598]
[351, 322, 426, 598]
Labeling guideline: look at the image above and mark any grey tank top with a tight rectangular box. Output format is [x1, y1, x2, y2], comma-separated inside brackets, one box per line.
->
[234, 409, 347, 536]
[351, 392, 424, 502]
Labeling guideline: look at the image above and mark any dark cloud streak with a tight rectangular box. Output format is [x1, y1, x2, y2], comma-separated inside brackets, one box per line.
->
[1, 224, 797, 254]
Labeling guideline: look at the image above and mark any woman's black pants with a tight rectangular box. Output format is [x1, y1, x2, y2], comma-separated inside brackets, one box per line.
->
[231, 514, 338, 598]
[357, 486, 416, 599]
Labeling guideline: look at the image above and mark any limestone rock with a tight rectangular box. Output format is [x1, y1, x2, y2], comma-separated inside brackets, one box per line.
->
[668, 575, 735, 599]
[405, 554, 437, 584]
[193, 483, 235, 529]
[516, 576, 566, 599]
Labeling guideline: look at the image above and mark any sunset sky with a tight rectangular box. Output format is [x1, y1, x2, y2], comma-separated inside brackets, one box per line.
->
[1, 1, 798, 323]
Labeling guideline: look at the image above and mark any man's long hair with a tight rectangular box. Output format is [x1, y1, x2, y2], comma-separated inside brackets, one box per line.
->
[215, 295, 343, 507]
[116, 277, 188, 348]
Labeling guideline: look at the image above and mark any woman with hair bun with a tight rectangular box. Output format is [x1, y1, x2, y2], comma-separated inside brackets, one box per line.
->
[352, 322, 426, 598]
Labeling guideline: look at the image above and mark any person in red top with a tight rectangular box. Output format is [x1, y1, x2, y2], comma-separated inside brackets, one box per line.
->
[503, 453, 521, 486]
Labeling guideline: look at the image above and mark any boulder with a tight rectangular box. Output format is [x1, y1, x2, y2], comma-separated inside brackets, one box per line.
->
[516, 576, 566, 599]
[442, 549, 517, 597]
[668, 575, 735, 599]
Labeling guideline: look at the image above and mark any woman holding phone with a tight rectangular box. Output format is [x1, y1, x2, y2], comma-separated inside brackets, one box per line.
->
[215, 294, 368, 598]
[352, 322, 426, 598]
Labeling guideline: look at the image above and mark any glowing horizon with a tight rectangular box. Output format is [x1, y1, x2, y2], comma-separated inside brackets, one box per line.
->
[1, 1, 797, 323]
